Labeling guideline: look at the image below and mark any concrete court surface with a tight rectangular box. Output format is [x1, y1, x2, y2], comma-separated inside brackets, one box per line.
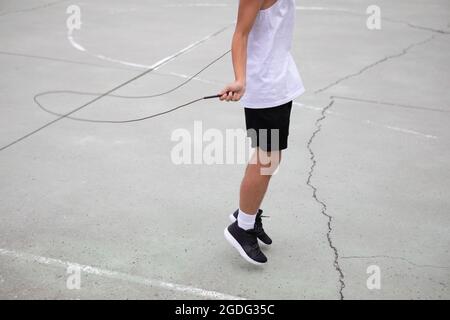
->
[0, 0, 449, 300]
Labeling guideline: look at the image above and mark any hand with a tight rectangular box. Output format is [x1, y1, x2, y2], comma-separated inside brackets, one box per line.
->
[219, 80, 245, 102]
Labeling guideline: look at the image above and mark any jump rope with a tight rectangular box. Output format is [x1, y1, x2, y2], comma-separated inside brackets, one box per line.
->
[0, 49, 231, 152]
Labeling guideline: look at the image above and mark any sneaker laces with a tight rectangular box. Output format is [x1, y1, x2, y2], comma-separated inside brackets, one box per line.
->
[254, 214, 269, 233]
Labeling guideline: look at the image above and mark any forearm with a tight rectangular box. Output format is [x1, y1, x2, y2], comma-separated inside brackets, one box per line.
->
[231, 32, 248, 86]
[219, 0, 262, 101]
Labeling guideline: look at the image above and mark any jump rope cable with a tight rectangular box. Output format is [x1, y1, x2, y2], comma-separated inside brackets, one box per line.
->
[0, 50, 230, 152]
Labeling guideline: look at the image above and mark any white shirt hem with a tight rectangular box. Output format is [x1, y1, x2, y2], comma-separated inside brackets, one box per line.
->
[241, 86, 305, 109]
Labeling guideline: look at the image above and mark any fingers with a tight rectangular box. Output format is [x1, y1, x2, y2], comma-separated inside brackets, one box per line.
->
[220, 91, 232, 102]
[219, 87, 230, 101]
[219, 92, 231, 101]
[219, 92, 242, 102]
[218, 86, 243, 102]
[219, 90, 228, 101]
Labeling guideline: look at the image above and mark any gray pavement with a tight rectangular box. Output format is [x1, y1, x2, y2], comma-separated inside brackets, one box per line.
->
[0, 0, 449, 299]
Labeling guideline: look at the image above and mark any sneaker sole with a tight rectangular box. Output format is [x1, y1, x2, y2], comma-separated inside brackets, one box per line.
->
[224, 228, 266, 266]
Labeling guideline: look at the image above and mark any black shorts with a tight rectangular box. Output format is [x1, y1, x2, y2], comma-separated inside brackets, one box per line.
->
[244, 101, 292, 151]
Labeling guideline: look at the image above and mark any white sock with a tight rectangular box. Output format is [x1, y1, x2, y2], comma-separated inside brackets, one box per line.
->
[237, 209, 257, 230]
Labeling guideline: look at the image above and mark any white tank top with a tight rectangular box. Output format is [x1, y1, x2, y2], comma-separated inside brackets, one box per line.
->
[241, 0, 305, 109]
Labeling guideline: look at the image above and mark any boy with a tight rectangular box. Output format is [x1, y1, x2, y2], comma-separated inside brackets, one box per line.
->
[219, 0, 304, 265]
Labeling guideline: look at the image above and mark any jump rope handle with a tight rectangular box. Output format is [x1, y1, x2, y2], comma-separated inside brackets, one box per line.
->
[203, 94, 222, 100]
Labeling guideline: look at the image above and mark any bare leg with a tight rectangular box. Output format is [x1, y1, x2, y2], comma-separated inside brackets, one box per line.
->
[239, 148, 281, 215]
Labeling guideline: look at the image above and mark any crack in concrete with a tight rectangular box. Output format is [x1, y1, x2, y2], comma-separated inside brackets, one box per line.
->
[307, 8, 450, 35]
[306, 99, 346, 300]
[405, 23, 450, 35]
[304, 12, 448, 301]
[309, 34, 443, 299]
[315, 35, 436, 94]
[331, 95, 450, 114]
[341, 255, 450, 270]
[383, 17, 450, 35]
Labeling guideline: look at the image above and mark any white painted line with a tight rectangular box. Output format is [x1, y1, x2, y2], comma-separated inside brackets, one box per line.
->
[67, 31, 152, 69]
[168, 71, 223, 85]
[295, 6, 351, 12]
[163, 3, 229, 8]
[0, 248, 245, 300]
[365, 120, 438, 139]
[65, 36, 221, 83]
[94, 53, 151, 69]
[296, 6, 333, 11]
[67, 33, 86, 52]
[294, 102, 438, 139]
[294, 102, 341, 115]
[67, 24, 233, 70]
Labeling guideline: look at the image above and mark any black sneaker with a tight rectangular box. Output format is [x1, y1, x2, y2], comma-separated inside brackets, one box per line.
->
[224, 221, 267, 265]
[229, 209, 272, 245]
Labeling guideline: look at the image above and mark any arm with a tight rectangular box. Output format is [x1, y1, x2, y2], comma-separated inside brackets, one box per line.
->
[219, 0, 263, 102]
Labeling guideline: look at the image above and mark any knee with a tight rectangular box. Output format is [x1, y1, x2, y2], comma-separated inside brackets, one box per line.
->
[257, 150, 281, 176]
